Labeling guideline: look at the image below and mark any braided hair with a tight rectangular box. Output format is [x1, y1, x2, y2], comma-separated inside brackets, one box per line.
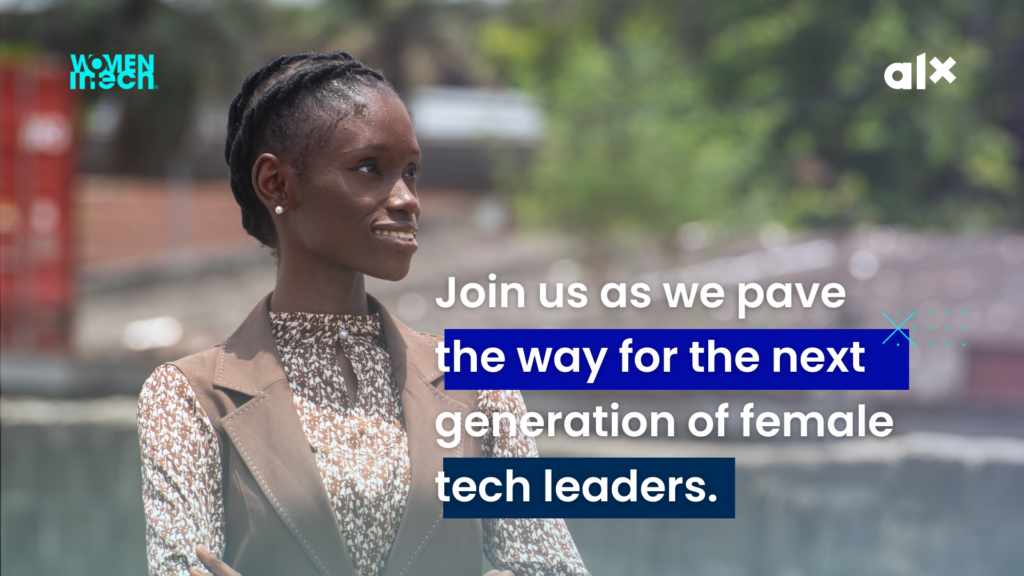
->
[224, 51, 396, 248]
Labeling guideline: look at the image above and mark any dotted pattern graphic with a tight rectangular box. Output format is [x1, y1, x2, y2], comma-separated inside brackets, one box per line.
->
[892, 311, 968, 348]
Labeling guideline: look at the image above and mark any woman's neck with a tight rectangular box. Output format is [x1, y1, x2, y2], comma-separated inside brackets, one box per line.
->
[269, 256, 369, 316]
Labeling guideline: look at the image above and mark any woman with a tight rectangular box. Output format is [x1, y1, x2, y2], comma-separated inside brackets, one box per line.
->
[138, 52, 588, 576]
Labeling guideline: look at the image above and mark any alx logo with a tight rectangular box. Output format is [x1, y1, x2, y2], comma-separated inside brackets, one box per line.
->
[884, 53, 955, 89]
[70, 54, 156, 90]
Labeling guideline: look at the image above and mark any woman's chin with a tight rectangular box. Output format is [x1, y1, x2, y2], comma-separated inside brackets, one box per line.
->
[365, 262, 412, 283]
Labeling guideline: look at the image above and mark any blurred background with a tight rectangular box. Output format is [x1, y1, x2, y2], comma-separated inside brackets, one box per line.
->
[1, 0, 1022, 574]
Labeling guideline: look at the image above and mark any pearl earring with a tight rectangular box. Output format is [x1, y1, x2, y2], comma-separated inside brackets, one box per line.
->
[274, 206, 284, 214]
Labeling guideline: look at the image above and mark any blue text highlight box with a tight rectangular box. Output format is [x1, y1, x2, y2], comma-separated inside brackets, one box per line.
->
[442, 457, 735, 519]
[442, 329, 909, 390]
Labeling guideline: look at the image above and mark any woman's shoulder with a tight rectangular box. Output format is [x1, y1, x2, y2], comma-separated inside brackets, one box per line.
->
[139, 364, 201, 432]
[141, 363, 191, 400]
[139, 346, 222, 418]
[416, 331, 443, 345]
[165, 344, 224, 386]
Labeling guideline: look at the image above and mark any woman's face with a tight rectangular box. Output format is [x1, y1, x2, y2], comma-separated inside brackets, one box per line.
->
[270, 90, 421, 282]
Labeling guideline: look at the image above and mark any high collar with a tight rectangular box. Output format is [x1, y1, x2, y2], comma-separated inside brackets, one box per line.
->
[214, 292, 441, 396]
[269, 310, 383, 348]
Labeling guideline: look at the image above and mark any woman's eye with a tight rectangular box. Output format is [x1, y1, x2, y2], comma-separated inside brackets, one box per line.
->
[404, 166, 418, 179]
[355, 164, 378, 175]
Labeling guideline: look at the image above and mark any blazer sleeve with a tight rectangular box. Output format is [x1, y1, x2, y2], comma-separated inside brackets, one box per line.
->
[478, 389, 590, 576]
[138, 364, 226, 576]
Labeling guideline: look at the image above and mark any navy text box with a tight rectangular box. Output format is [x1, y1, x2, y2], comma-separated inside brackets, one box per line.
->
[442, 457, 735, 519]
[442, 329, 908, 390]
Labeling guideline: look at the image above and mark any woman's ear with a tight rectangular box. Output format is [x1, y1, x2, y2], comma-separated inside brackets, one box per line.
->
[252, 153, 290, 211]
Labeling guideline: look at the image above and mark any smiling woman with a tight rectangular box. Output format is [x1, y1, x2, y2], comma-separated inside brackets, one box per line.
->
[136, 52, 588, 576]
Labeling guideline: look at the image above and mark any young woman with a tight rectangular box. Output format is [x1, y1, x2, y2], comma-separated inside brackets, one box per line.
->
[137, 52, 588, 576]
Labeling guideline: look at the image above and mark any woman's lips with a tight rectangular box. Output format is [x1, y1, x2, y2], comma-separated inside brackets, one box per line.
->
[372, 228, 418, 253]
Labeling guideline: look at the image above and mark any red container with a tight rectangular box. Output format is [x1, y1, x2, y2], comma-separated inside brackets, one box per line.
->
[0, 62, 77, 351]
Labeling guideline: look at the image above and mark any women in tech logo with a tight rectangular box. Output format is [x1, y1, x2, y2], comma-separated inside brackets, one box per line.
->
[69, 54, 156, 90]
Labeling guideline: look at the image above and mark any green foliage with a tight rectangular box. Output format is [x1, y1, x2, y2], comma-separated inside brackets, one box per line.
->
[482, 0, 1024, 233]
[508, 21, 780, 237]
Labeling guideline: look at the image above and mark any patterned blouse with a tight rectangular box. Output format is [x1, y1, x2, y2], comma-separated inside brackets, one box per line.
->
[139, 311, 588, 576]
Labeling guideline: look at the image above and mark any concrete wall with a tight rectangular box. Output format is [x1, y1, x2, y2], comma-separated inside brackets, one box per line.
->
[2, 424, 146, 576]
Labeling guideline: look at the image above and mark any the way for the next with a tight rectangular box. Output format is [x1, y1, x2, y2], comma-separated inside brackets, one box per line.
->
[435, 339, 867, 384]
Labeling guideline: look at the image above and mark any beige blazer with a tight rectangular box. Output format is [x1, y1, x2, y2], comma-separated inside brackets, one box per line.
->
[170, 293, 484, 576]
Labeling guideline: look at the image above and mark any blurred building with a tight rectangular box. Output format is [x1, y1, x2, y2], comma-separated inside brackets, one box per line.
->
[408, 86, 542, 190]
[76, 86, 546, 190]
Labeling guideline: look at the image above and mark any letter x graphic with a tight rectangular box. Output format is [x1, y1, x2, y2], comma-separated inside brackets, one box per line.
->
[883, 312, 915, 345]
[931, 57, 956, 84]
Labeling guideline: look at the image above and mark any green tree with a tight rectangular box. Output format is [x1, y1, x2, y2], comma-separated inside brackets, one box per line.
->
[493, 18, 779, 269]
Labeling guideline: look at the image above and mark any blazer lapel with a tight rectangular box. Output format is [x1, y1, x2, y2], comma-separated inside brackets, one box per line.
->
[215, 293, 358, 576]
[372, 296, 469, 576]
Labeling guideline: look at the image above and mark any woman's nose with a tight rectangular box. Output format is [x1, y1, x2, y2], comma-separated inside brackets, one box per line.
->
[387, 179, 420, 219]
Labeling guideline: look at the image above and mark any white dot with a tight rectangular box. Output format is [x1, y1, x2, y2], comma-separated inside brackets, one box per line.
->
[678, 221, 713, 250]
[488, 273, 497, 281]
[709, 494, 717, 502]
[848, 250, 879, 280]
[759, 221, 789, 249]
[610, 402, 619, 410]
[122, 316, 183, 350]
